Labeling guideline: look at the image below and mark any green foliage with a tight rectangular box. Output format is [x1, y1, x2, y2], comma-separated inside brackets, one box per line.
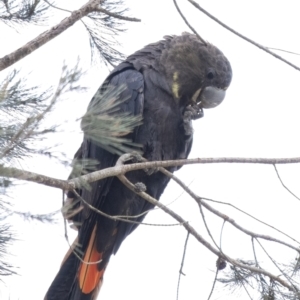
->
[0, 0, 50, 25]
[218, 260, 300, 300]
[81, 84, 143, 155]
[84, 0, 127, 66]
[0, 69, 51, 163]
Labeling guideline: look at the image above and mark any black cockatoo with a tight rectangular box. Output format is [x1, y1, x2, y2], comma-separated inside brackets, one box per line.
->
[45, 33, 232, 300]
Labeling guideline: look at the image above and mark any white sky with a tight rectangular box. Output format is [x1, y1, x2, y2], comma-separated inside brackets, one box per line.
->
[1, 0, 300, 299]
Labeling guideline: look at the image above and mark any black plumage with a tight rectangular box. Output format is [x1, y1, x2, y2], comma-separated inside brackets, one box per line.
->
[45, 33, 232, 300]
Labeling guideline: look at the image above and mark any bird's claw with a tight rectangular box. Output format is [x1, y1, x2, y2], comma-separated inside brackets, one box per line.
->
[185, 103, 204, 120]
[116, 152, 144, 166]
[134, 182, 147, 193]
[183, 104, 203, 135]
[130, 151, 144, 163]
[144, 166, 159, 175]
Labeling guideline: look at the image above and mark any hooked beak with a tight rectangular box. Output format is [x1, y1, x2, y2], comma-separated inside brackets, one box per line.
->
[192, 86, 226, 109]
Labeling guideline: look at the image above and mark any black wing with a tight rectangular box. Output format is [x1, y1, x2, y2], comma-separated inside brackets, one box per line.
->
[73, 64, 146, 255]
[45, 65, 145, 300]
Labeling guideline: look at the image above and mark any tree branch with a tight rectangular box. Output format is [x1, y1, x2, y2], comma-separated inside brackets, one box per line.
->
[273, 164, 300, 202]
[172, 0, 206, 45]
[70, 188, 182, 227]
[198, 198, 300, 253]
[2, 156, 300, 191]
[0, 0, 98, 71]
[0, 165, 73, 189]
[94, 7, 140, 22]
[116, 167, 296, 292]
[158, 166, 300, 253]
[176, 232, 190, 300]
[255, 238, 298, 289]
[188, 0, 300, 72]
[3, 152, 298, 291]
[202, 196, 300, 245]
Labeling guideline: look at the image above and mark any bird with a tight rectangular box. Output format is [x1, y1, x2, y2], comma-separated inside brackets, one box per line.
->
[45, 32, 232, 300]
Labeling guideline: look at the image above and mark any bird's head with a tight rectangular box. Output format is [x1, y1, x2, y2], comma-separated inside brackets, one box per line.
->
[160, 33, 232, 110]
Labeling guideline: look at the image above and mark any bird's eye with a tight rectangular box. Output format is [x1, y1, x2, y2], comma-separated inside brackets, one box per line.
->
[206, 69, 215, 80]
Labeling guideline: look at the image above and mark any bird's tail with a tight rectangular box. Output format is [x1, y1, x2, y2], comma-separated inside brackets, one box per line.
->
[45, 226, 108, 300]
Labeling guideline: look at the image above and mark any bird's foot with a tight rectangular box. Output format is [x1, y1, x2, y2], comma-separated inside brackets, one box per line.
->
[116, 152, 158, 175]
[183, 104, 204, 135]
[134, 182, 147, 193]
[116, 151, 144, 165]
[144, 166, 159, 175]
[184, 103, 204, 120]
[128, 152, 158, 174]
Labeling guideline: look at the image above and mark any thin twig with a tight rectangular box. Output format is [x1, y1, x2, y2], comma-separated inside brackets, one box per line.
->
[158, 166, 300, 253]
[63, 192, 102, 266]
[207, 268, 219, 300]
[72, 189, 182, 227]
[215, 222, 227, 271]
[251, 237, 267, 292]
[94, 7, 140, 22]
[65, 232, 102, 266]
[255, 238, 299, 290]
[202, 196, 300, 245]
[251, 238, 260, 268]
[176, 232, 190, 300]
[241, 279, 254, 300]
[199, 198, 300, 253]
[267, 47, 300, 56]
[188, 0, 300, 72]
[64, 192, 102, 266]
[63, 190, 92, 265]
[173, 0, 206, 45]
[42, 0, 141, 22]
[273, 164, 300, 202]
[198, 197, 220, 249]
[219, 220, 226, 250]
[116, 172, 296, 291]
[43, 0, 73, 14]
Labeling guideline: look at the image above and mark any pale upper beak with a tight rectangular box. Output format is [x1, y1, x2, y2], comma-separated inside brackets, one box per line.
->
[192, 86, 226, 109]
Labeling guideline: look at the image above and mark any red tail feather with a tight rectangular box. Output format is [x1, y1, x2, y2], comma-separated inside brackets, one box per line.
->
[78, 225, 104, 295]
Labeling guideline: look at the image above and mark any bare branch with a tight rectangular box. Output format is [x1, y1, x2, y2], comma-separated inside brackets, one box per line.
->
[69, 156, 300, 189]
[71, 189, 182, 227]
[188, 0, 300, 72]
[42, 0, 73, 14]
[2, 150, 298, 291]
[202, 197, 300, 246]
[273, 164, 300, 202]
[267, 47, 300, 56]
[116, 169, 297, 291]
[94, 7, 140, 22]
[41, 0, 140, 66]
[256, 238, 298, 289]
[207, 268, 219, 300]
[176, 232, 190, 300]
[199, 198, 300, 253]
[251, 238, 260, 268]
[158, 166, 300, 253]
[0, 164, 73, 189]
[2, 156, 300, 191]
[198, 194, 220, 249]
[172, 0, 206, 45]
